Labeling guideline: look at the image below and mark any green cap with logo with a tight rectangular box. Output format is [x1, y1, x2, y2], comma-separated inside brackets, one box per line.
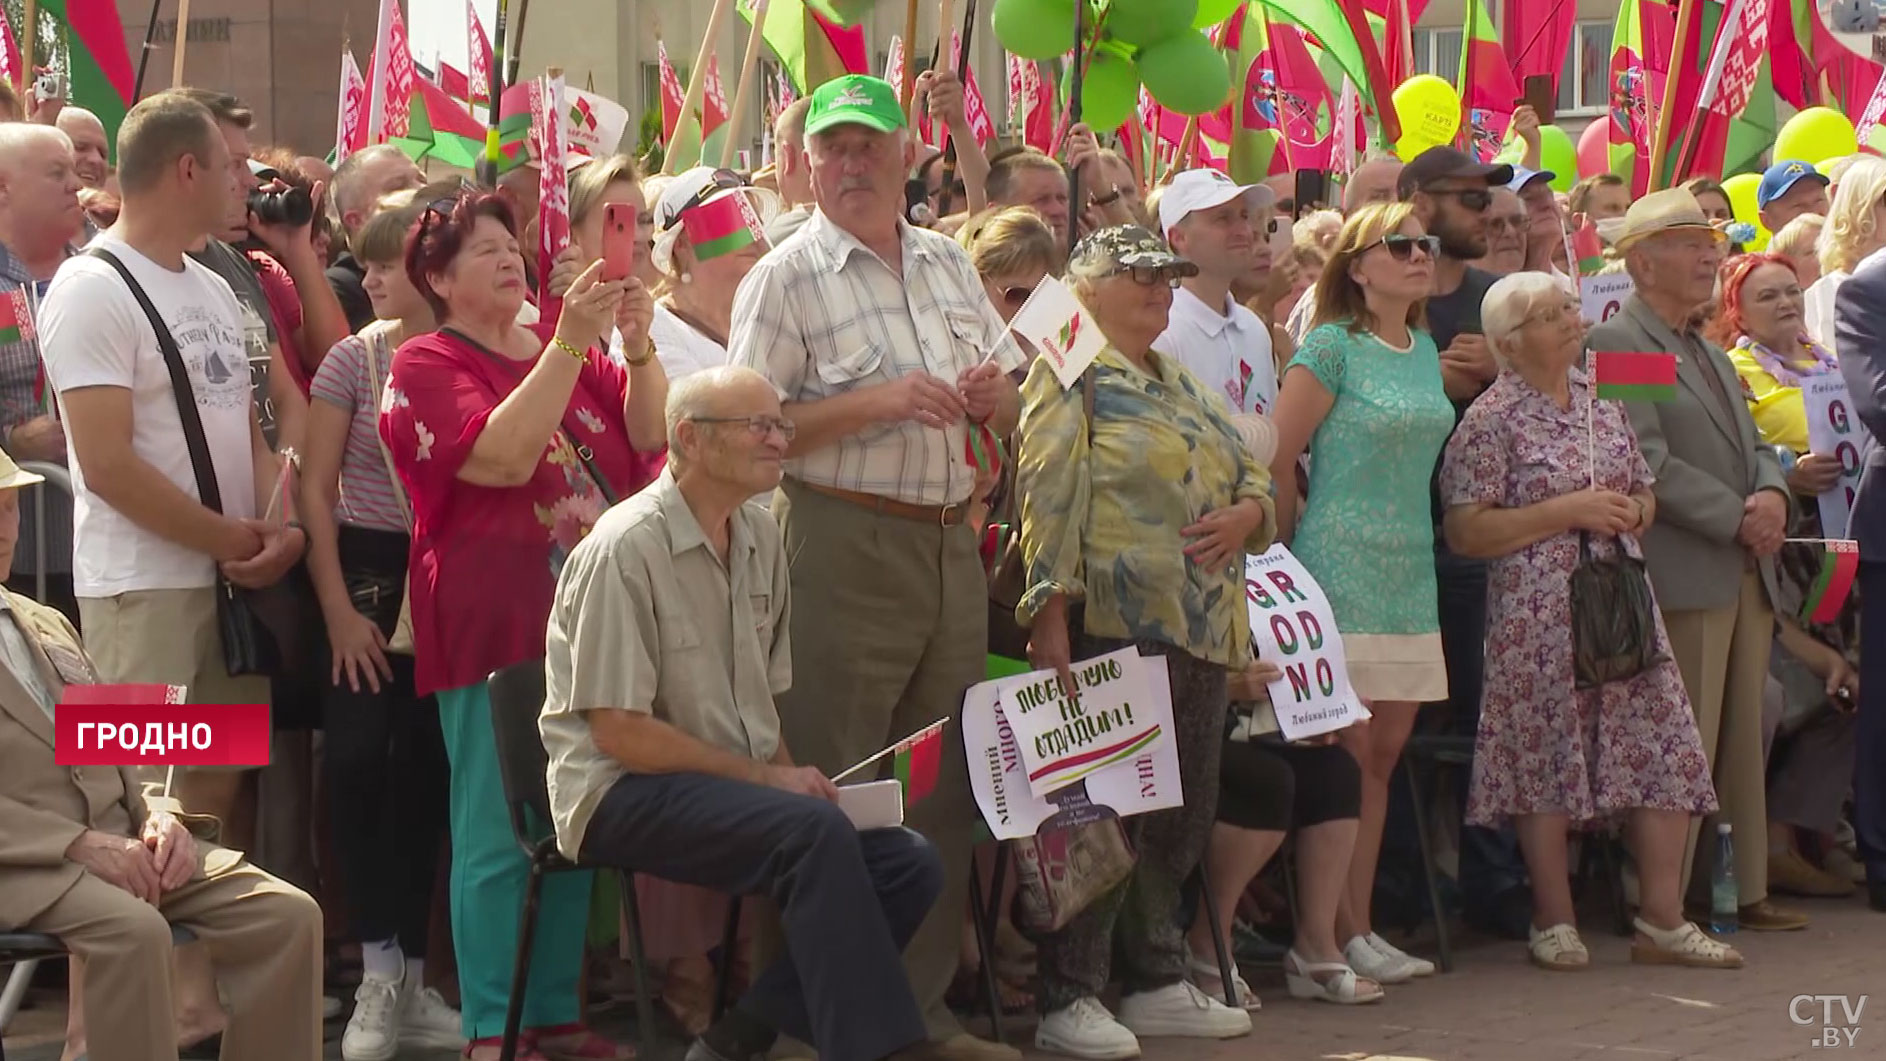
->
[804, 74, 908, 136]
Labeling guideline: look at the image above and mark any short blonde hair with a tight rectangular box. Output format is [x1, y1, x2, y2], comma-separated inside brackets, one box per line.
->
[1818, 157, 1886, 276]
[957, 206, 1060, 280]
[1311, 202, 1426, 334]
[1294, 209, 1343, 254]
[1768, 212, 1825, 265]
[568, 154, 641, 230]
[1482, 271, 1569, 368]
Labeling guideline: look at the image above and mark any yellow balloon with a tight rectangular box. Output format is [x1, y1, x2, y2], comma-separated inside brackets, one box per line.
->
[1396, 135, 1439, 163]
[1774, 107, 1859, 167]
[1390, 75, 1460, 156]
[1720, 172, 1771, 250]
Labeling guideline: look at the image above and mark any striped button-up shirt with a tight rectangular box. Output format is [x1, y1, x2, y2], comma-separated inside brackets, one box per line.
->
[729, 210, 1023, 506]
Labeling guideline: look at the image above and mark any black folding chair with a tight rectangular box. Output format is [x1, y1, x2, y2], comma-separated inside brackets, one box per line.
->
[487, 660, 741, 1060]
[1397, 733, 1473, 972]
[0, 925, 200, 1061]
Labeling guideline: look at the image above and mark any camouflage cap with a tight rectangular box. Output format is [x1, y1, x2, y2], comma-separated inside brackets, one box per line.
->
[1068, 224, 1199, 278]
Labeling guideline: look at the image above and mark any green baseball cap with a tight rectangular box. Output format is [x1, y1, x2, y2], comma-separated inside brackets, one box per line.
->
[804, 74, 907, 136]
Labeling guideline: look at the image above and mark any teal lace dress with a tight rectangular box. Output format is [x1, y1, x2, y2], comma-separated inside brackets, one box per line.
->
[1287, 321, 1455, 702]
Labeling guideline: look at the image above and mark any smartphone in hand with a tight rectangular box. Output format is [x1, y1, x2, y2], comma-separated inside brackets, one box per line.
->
[601, 203, 636, 281]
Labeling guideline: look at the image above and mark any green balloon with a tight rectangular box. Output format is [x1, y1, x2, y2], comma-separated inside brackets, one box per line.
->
[1539, 124, 1577, 192]
[1138, 30, 1230, 116]
[992, 0, 1077, 62]
[1081, 48, 1141, 132]
[1109, 0, 1196, 47]
[1192, 0, 1242, 28]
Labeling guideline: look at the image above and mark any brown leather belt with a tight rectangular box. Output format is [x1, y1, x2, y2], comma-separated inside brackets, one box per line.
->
[798, 479, 967, 527]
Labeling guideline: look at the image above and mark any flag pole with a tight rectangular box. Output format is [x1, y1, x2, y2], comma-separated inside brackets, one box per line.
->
[1646, 0, 1698, 192]
[21, 0, 33, 85]
[505, 0, 532, 86]
[720, 0, 770, 167]
[1065, 0, 1086, 254]
[831, 717, 951, 783]
[171, 0, 192, 87]
[667, 0, 736, 175]
[479, 0, 513, 187]
[934, 0, 975, 220]
[132, 0, 164, 100]
[900, 0, 919, 107]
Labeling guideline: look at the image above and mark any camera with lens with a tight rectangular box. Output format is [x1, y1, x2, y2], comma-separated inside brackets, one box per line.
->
[248, 183, 314, 227]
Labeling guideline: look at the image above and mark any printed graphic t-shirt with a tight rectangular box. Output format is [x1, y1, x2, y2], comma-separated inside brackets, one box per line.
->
[40, 234, 258, 596]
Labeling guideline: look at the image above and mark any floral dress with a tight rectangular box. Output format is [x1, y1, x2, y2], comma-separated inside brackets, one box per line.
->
[1440, 369, 1718, 826]
[382, 323, 665, 696]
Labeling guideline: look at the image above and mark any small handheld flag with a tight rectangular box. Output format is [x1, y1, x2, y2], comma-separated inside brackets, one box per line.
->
[892, 719, 947, 805]
[0, 288, 35, 344]
[1594, 351, 1678, 402]
[1801, 540, 1860, 625]
[679, 193, 766, 261]
[1573, 218, 1606, 277]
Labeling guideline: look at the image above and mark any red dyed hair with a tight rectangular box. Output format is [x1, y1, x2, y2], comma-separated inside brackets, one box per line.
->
[1705, 252, 1795, 348]
[403, 189, 520, 321]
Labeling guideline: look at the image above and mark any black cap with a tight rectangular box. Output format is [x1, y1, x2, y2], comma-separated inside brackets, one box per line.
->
[1396, 146, 1515, 200]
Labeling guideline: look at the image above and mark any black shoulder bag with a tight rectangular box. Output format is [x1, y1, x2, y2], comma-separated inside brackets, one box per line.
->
[440, 325, 621, 505]
[89, 248, 314, 678]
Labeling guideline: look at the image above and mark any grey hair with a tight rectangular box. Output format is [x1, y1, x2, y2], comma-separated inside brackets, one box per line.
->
[1482, 271, 1569, 369]
[332, 144, 411, 221]
[0, 123, 72, 169]
[664, 365, 775, 465]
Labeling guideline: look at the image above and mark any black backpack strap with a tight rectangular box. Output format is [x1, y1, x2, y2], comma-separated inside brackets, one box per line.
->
[86, 247, 225, 515]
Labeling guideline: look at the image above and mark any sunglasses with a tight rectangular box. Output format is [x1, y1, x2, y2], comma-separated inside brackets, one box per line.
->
[1000, 285, 1034, 307]
[1364, 234, 1441, 261]
[1424, 187, 1494, 211]
[1103, 264, 1186, 288]
[665, 168, 748, 231]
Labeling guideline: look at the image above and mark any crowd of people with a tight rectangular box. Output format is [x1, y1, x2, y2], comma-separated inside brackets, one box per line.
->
[0, 59, 1880, 1061]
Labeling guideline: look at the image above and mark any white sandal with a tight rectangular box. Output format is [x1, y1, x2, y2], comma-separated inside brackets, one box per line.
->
[1284, 949, 1384, 1005]
[1528, 923, 1590, 971]
[1630, 917, 1744, 969]
[1185, 952, 1260, 1010]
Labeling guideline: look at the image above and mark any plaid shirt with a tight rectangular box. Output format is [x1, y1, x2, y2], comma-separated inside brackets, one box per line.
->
[729, 210, 1023, 506]
[0, 239, 72, 575]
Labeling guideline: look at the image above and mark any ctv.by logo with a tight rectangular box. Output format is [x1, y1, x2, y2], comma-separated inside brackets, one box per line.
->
[1792, 995, 1866, 1049]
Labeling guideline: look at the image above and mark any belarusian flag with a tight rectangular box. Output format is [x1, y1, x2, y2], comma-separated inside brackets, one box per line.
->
[1607, 0, 1657, 197]
[1458, 0, 1522, 162]
[1652, 0, 1770, 189]
[680, 193, 766, 261]
[0, 8, 20, 90]
[1256, 0, 1398, 145]
[37, 2, 134, 153]
[656, 40, 686, 148]
[739, 0, 868, 96]
[1594, 351, 1677, 402]
[1501, 0, 1576, 90]
[891, 719, 948, 805]
[1802, 540, 1860, 624]
[0, 289, 34, 344]
[1573, 218, 1605, 276]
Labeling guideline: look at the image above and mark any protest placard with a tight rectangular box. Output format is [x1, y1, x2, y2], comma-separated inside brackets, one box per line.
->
[993, 646, 1168, 797]
[1007, 276, 1106, 389]
[1803, 373, 1862, 541]
[1245, 545, 1366, 741]
[963, 654, 1182, 840]
[1580, 272, 1633, 326]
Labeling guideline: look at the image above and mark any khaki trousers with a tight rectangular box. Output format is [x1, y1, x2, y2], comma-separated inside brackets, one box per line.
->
[1664, 571, 1773, 905]
[23, 855, 323, 1061]
[770, 480, 984, 1041]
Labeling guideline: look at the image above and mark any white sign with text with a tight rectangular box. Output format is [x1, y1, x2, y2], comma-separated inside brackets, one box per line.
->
[1580, 272, 1635, 326]
[1803, 373, 1863, 541]
[1245, 545, 1367, 741]
[1008, 276, 1106, 389]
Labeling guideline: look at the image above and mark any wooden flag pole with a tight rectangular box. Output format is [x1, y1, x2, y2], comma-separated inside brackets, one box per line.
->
[171, 0, 191, 87]
[933, 0, 974, 219]
[1646, 0, 1698, 192]
[21, 0, 33, 83]
[1065, 0, 1085, 253]
[668, 0, 736, 175]
[900, 0, 919, 107]
[720, 0, 770, 167]
[1167, 117, 1199, 181]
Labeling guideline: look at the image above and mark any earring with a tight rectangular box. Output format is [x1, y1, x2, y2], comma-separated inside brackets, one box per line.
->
[680, 272, 694, 284]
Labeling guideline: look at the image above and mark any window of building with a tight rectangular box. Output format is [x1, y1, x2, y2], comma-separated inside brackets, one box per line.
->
[1412, 27, 1463, 81]
[1555, 21, 1613, 117]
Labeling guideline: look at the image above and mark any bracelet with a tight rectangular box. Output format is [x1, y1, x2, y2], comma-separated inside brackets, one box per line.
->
[624, 342, 656, 368]
[1090, 185, 1122, 207]
[549, 336, 589, 364]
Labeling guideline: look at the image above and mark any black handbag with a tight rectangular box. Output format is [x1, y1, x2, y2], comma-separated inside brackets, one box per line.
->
[1568, 530, 1668, 689]
[88, 248, 316, 678]
[988, 367, 1095, 660]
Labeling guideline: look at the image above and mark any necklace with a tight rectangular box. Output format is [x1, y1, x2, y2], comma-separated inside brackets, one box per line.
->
[1736, 335, 1837, 389]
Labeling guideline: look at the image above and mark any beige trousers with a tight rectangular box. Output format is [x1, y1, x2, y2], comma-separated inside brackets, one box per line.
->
[23, 855, 323, 1061]
[1663, 571, 1774, 906]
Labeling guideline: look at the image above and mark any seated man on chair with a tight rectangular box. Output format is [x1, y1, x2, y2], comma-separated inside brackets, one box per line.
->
[0, 442, 325, 1061]
[543, 366, 946, 1061]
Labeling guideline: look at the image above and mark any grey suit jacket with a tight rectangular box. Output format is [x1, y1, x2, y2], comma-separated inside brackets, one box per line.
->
[1586, 295, 1787, 612]
[1834, 252, 1886, 560]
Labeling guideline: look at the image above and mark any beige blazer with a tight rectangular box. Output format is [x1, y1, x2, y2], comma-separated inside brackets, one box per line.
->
[0, 588, 226, 929]
[1586, 296, 1789, 613]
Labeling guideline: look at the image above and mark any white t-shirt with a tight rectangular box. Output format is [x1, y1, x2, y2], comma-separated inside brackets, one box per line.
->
[616, 302, 729, 382]
[40, 235, 258, 596]
[1156, 285, 1277, 415]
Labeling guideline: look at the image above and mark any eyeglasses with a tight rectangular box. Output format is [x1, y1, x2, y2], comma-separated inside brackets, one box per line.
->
[1363, 234, 1441, 262]
[689, 414, 797, 441]
[1424, 187, 1494, 211]
[1103, 264, 1185, 288]
[664, 168, 748, 231]
[999, 283, 1038, 307]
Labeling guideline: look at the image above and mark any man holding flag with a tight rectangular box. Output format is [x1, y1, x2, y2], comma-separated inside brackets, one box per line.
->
[1588, 188, 1807, 934]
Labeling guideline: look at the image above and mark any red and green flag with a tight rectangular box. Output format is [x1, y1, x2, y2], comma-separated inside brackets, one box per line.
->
[1802, 540, 1860, 624]
[1608, 0, 1657, 197]
[1594, 350, 1678, 402]
[1502, 0, 1576, 90]
[1458, 0, 1522, 162]
[681, 192, 766, 261]
[39, 2, 134, 156]
[1255, 0, 1399, 145]
[0, 289, 35, 345]
[1573, 218, 1606, 276]
[892, 719, 948, 805]
[738, 0, 868, 96]
[1650, 0, 1774, 190]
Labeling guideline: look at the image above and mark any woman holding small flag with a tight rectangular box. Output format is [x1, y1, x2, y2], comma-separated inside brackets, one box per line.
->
[1441, 271, 1730, 972]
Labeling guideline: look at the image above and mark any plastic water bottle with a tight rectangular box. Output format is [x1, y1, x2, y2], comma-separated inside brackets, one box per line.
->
[1710, 823, 1738, 935]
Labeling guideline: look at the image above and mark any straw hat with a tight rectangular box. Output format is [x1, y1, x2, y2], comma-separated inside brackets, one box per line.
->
[0, 448, 43, 492]
[1612, 188, 1727, 251]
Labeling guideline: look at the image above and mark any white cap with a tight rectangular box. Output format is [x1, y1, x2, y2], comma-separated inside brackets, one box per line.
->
[1157, 169, 1277, 239]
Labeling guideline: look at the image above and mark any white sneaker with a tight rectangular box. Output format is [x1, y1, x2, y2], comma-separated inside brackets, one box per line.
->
[340, 975, 401, 1061]
[1036, 997, 1142, 1060]
[1117, 981, 1252, 1039]
[399, 972, 467, 1049]
[1343, 936, 1415, 985]
[1365, 932, 1436, 977]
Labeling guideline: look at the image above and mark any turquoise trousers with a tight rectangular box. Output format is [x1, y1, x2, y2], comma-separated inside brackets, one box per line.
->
[438, 682, 594, 1039]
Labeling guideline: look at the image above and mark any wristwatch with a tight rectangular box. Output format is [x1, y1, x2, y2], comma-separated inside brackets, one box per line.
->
[1090, 184, 1122, 208]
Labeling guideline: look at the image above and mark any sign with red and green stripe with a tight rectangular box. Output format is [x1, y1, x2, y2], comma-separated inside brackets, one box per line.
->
[1594, 350, 1677, 402]
[0, 289, 35, 345]
[680, 193, 766, 261]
